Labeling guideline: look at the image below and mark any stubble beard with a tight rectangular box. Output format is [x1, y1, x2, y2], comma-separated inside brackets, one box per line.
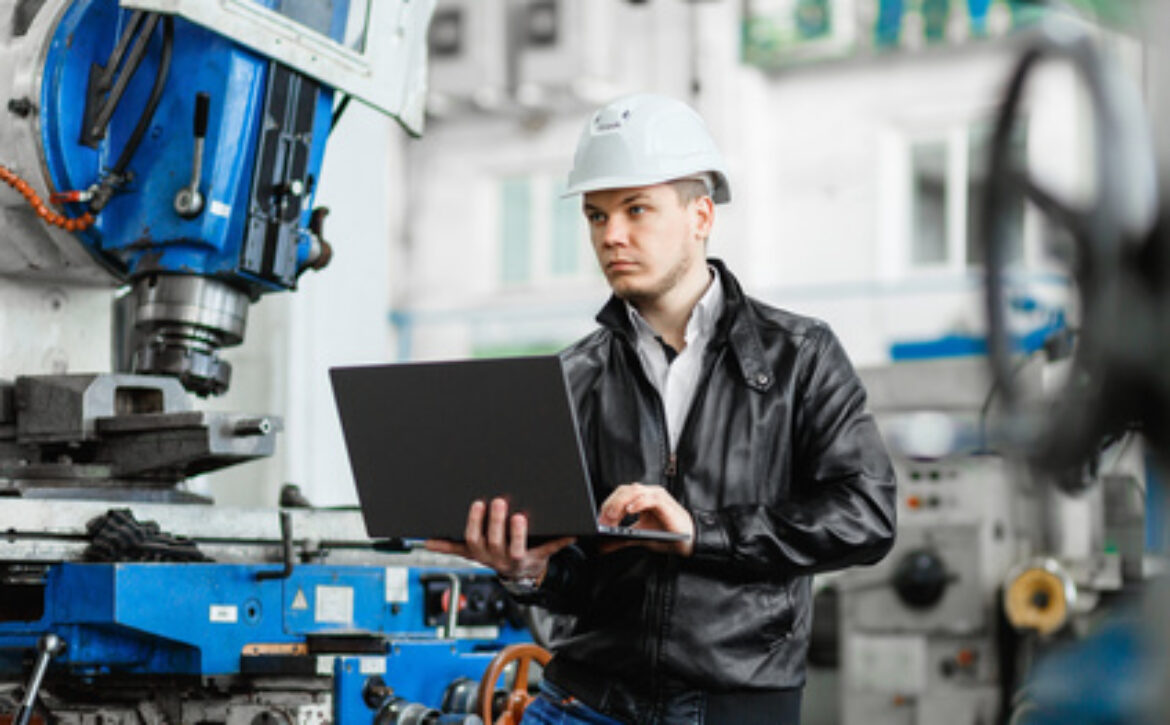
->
[613, 245, 695, 307]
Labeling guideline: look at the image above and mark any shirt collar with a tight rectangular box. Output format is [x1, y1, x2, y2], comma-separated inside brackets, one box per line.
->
[624, 266, 724, 343]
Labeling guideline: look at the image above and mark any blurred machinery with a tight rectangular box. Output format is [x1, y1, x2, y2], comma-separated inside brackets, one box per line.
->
[0, 1, 539, 722]
[843, 355, 1152, 725]
[839, 6, 1169, 724]
[979, 8, 1169, 725]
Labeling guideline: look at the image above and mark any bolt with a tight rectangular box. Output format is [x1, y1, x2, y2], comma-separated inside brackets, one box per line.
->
[7, 98, 33, 117]
[234, 417, 272, 436]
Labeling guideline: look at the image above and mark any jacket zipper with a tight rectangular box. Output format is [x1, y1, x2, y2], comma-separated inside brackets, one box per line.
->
[627, 338, 722, 719]
[647, 385, 671, 717]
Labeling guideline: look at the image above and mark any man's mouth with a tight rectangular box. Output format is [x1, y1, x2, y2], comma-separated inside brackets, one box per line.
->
[606, 260, 637, 272]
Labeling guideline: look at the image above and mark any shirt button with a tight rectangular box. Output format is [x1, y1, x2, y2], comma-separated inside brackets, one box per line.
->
[755, 373, 770, 386]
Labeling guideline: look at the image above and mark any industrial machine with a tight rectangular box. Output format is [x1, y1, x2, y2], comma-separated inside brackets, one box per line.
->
[842, 357, 1151, 725]
[839, 6, 1170, 722]
[0, 1, 539, 722]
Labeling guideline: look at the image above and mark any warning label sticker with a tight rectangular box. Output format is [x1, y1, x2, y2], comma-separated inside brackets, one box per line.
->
[291, 588, 309, 611]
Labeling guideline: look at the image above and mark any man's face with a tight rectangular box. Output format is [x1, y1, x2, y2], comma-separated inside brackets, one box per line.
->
[582, 184, 712, 305]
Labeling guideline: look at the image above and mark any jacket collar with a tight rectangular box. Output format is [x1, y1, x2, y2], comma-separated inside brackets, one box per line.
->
[595, 258, 774, 392]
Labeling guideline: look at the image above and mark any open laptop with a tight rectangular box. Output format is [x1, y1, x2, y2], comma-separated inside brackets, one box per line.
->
[330, 355, 687, 544]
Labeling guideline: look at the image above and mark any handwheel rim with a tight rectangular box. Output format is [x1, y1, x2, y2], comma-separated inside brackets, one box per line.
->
[477, 643, 552, 725]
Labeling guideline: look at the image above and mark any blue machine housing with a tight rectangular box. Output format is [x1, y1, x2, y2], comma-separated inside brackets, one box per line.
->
[40, 0, 341, 297]
[0, 562, 529, 718]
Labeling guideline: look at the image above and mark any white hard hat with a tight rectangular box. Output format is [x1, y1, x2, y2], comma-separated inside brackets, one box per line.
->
[564, 93, 731, 204]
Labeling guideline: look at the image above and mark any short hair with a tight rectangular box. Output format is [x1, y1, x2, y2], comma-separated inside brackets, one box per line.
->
[668, 177, 711, 206]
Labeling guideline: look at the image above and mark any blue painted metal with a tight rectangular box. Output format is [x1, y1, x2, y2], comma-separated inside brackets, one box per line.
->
[333, 656, 375, 722]
[1146, 458, 1165, 554]
[888, 325, 1057, 361]
[335, 647, 500, 723]
[1019, 612, 1162, 725]
[889, 302, 1067, 361]
[0, 562, 528, 713]
[38, 0, 345, 296]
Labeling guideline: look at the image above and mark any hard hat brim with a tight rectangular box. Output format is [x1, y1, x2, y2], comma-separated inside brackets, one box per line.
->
[562, 172, 731, 204]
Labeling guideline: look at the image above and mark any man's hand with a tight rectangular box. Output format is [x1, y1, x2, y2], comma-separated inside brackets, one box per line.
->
[424, 498, 575, 582]
[598, 483, 694, 556]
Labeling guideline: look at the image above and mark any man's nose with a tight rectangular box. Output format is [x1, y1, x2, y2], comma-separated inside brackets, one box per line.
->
[601, 216, 629, 246]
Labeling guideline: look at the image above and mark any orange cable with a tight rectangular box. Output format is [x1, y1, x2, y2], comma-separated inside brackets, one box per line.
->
[0, 164, 95, 232]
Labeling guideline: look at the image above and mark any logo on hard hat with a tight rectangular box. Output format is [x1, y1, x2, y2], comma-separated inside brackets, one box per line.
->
[594, 109, 631, 132]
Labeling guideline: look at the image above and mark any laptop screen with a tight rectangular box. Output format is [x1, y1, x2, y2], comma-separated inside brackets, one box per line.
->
[331, 356, 602, 541]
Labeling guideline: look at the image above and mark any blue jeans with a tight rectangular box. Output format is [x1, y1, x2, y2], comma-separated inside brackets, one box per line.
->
[521, 680, 625, 725]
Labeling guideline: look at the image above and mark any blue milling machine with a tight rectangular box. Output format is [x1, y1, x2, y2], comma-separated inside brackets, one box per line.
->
[0, 1, 540, 722]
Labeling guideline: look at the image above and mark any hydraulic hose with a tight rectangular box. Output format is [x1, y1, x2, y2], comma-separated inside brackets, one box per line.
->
[0, 164, 95, 231]
[111, 15, 174, 178]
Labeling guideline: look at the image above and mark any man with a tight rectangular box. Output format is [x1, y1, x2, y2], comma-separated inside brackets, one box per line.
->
[428, 93, 896, 724]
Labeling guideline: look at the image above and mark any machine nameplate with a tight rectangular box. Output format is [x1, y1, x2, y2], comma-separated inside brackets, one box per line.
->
[210, 604, 239, 623]
[385, 567, 409, 603]
[314, 585, 354, 624]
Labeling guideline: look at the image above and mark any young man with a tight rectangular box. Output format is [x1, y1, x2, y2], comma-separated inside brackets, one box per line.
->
[428, 93, 896, 724]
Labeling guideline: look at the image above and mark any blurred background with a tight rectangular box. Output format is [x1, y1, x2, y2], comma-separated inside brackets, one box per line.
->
[5, 1, 1165, 722]
[208, 0, 1144, 508]
[192, 2, 1161, 722]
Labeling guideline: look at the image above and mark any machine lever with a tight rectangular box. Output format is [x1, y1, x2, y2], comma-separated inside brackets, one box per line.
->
[442, 573, 463, 640]
[256, 511, 295, 581]
[174, 92, 210, 218]
[15, 633, 66, 725]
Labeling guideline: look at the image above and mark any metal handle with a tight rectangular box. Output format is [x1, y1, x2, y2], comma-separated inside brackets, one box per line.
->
[193, 91, 210, 139]
[15, 633, 66, 725]
[443, 573, 462, 639]
[256, 511, 295, 581]
[174, 92, 209, 218]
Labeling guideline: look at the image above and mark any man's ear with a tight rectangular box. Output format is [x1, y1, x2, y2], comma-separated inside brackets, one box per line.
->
[690, 196, 715, 241]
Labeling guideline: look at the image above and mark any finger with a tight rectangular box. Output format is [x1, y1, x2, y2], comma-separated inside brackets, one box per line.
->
[622, 491, 653, 515]
[508, 513, 529, 561]
[486, 497, 509, 552]
[529, 536, 576, 559]
[424, 539, 468, 557]
[599, 484, 643, 524]
[464, 500, 486, 553]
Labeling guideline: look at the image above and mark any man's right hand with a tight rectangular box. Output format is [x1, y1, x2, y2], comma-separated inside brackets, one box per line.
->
[424, 497, 576, 583]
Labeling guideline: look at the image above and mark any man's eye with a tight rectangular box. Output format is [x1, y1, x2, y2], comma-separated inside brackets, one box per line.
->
[586, 211, 606, 224]
[629, 205, 646, 216]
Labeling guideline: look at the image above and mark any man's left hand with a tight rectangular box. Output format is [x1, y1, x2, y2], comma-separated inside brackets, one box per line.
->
[598, 483, 694, 556]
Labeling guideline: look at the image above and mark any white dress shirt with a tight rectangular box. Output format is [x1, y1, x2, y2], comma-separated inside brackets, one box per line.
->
[626, 268, 724, 453]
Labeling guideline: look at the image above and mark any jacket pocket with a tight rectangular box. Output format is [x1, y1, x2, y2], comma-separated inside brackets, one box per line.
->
[748, 579, 794, 643]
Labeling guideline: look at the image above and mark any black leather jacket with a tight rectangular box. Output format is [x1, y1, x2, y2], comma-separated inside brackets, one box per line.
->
[530, 260, 896, 722]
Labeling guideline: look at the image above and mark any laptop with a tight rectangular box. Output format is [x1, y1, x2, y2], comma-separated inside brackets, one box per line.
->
[330, 355, 687, 544]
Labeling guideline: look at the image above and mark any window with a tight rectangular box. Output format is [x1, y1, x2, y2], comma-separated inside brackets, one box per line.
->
[910, 140, 948, 265]
[904, 121, 1026, 271]
[500, 176, 532, 284]
[550, 181, 582, 276]
[497, 174, 595, 287]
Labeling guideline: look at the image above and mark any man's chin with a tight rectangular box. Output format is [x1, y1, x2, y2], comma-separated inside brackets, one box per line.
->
[607, 277, 643, 300]
[614, 287, 657, 307]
